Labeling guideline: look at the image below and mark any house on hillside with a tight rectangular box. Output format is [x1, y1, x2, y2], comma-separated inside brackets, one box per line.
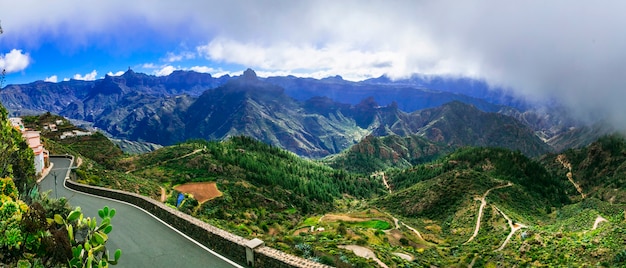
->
[9, 117, 50, 176]
[60, 129, 92, 139]
[43, 123, 58, 131]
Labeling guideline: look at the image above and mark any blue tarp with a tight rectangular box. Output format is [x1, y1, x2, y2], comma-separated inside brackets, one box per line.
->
[176, 193, 184, 207]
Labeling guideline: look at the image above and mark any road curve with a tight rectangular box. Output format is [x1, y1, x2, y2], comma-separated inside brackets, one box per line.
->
[39, 157, 242, 268]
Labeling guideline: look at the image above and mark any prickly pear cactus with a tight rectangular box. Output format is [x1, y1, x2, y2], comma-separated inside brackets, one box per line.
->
[52, 206, 122, 268]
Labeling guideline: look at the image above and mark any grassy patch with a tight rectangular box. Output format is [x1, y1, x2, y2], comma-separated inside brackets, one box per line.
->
[302, 216, 320, 226]
[353, 220, 392, 230]
[284, 207, 298, 214]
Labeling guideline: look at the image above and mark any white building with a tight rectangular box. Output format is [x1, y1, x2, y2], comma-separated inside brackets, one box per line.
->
[60, 130, 92, 139]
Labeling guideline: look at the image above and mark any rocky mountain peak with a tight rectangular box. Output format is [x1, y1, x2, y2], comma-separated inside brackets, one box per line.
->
[242, 68, 258, 81]
[122, 67, 136, 77]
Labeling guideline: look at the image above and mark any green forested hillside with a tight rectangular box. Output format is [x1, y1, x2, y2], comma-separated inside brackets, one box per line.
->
[30, 116, 626, 267]
[372, 146, 626, 267]
[375, 148, 569, 245]
[387, 147, 569, 204]
[542, 134, 626, 203]
[128, 136, 385, 213]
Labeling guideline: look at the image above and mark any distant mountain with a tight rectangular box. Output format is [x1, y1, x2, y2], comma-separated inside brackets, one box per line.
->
[2, 69, 554, 158]
[3, 69, 509, 116]
[265, 75, 505, 113]
[544, 123, 615, 152]
[0, 69, 230, 115]
[2, 68, 601, 158]
[400, 101, 552, 156]
[0, 79, 92, 115]
[363, 74, 529, 110]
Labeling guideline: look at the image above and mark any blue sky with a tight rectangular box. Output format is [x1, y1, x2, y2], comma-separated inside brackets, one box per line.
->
[2, 1, 626, 127]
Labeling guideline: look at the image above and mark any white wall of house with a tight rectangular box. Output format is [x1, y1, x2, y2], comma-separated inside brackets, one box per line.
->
[34, 153, 44, 175]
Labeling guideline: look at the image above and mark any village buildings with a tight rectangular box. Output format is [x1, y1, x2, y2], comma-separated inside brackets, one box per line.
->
[9, 117, 50, 176]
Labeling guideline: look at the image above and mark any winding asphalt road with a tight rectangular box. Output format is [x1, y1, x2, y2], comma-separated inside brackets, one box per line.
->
[39, 157, 242, 268]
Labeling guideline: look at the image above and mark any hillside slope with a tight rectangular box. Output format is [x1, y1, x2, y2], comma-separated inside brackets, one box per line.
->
[542, 134, 626, 203]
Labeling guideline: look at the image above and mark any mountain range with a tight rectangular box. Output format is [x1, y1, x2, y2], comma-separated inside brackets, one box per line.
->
[0, 68, 609, 158]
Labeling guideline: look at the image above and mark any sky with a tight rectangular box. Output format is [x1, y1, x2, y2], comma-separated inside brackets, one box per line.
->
[1, 1, 626, 126]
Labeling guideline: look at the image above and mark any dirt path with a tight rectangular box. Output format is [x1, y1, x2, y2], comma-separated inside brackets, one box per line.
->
[373, 171, 392, 194]
[468, 256, 478, 268]
[339, 245, 389, 268]
[392, 252, 413, 261]
[465, 182, 513, 244]
[494, 205, 527, 251]
[401, 222, 424, 241]
[126, 148, 204, 174]
[556, 154, 586, 199]
[160, 186, 167, 202]
[593, 216, 608, 230]
[382, 211, 422, 240]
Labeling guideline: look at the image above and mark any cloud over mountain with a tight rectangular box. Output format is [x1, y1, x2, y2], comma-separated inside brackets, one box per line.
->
[73, 70, 97, 81]
[3, 0, 626, 128]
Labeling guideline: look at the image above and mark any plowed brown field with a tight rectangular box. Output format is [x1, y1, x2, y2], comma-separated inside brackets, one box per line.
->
[174, 182, 222, 203]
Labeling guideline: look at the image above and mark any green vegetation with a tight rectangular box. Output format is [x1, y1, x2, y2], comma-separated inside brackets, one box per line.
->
[17, 109, 626, 267]
[0, 176, 121, 267]
[0, 105, 36, 193]
[53, 206, 122, 268]
[0, 102, 122, 267]
[43, 138, 161, 198]
[387, 147, 570, 206]
[131, 136, 385, 213]
[352, 220, 391, 230]
[543, 134, 626, 203]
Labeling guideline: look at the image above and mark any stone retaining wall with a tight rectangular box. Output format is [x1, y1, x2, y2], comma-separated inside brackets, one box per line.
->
[64, 179, 330, 268]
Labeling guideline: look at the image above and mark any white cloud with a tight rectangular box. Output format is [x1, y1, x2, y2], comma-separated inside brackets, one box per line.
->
[189, 66, 215, 74]
[63, 78, 70, 82]
[107, 71, 124, 76]
[197, 39, 406, 81]
[135, 62, 239, 78]
[155, 65, 175, 76]
[44, 75, 58, 82]
[163, 51, 195, 63]
[142, 63, 157, 69]
[73, 70, 98, 81]
[0, 49, 30, 73]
